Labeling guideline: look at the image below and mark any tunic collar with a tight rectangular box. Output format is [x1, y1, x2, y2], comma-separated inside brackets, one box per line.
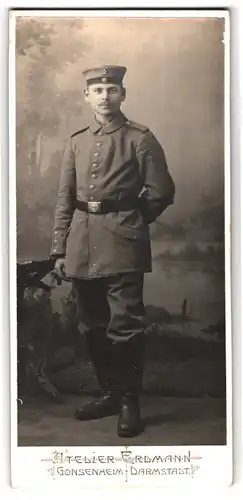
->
[89, 111, 128, 134]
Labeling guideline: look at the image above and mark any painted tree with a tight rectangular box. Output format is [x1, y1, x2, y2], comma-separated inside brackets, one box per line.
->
[16, 17, 89, 256]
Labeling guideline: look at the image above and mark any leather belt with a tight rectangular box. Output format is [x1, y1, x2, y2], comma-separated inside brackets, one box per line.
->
[75, 198, 139, 214]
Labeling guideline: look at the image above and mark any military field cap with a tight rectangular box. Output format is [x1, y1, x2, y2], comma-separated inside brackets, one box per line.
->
[83, 65, 127, 85]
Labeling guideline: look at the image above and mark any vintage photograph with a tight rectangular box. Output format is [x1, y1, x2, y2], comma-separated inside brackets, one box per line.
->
[13, 10, 230, 460]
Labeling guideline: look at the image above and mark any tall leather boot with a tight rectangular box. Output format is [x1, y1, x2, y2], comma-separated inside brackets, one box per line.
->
[113, 334, 146, 437]
[75, 327, 120, 421]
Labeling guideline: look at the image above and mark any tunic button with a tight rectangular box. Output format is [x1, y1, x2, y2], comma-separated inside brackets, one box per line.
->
[91, 173, 97, 179]
[96, 142, 102, 147]
[94, 152, 100, 157]
[89, 184, 95, 189]
[92, 163, 98, 168]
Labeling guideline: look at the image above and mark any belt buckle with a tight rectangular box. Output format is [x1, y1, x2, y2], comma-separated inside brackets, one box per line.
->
[88, 201, 101, 213]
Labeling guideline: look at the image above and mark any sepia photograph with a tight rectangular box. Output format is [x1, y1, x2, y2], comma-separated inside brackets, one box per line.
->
[10, 9, 232, 487]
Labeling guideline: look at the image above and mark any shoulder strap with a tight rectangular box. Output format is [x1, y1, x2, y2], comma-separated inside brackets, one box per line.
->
[71, 126, 89, 138]
[125, 120, 149, 133]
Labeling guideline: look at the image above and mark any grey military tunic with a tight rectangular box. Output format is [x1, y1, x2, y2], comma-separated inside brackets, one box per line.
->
[50, 111, 175, 278]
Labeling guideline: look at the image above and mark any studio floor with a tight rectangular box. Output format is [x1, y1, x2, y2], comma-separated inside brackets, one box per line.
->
[18, 395, 226, 447]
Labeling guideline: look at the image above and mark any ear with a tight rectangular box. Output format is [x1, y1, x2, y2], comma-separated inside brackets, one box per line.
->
[84, 87, 89, 102]
[121, 86, 126, 102]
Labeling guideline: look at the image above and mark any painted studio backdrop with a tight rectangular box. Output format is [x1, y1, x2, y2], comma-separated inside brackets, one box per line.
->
[16, 16, 226, 446]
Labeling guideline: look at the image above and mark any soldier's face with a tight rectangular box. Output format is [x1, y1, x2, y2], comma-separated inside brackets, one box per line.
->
[84, 83, 126, 116]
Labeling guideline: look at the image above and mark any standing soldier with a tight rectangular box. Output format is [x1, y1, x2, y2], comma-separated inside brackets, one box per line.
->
[51, 65, 175, 437]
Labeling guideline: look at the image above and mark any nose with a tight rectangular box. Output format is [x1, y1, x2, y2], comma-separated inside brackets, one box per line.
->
[101, 89, 109, 100]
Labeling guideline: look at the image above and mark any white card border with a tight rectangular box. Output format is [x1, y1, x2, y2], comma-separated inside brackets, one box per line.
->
[2, 3, 240, 494]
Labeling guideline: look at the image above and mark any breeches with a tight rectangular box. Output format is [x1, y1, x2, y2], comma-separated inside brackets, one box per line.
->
[72, 272, 146, 342]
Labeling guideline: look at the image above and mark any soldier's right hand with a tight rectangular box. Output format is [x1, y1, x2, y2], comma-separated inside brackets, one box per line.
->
[54, 258, 70, 282]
